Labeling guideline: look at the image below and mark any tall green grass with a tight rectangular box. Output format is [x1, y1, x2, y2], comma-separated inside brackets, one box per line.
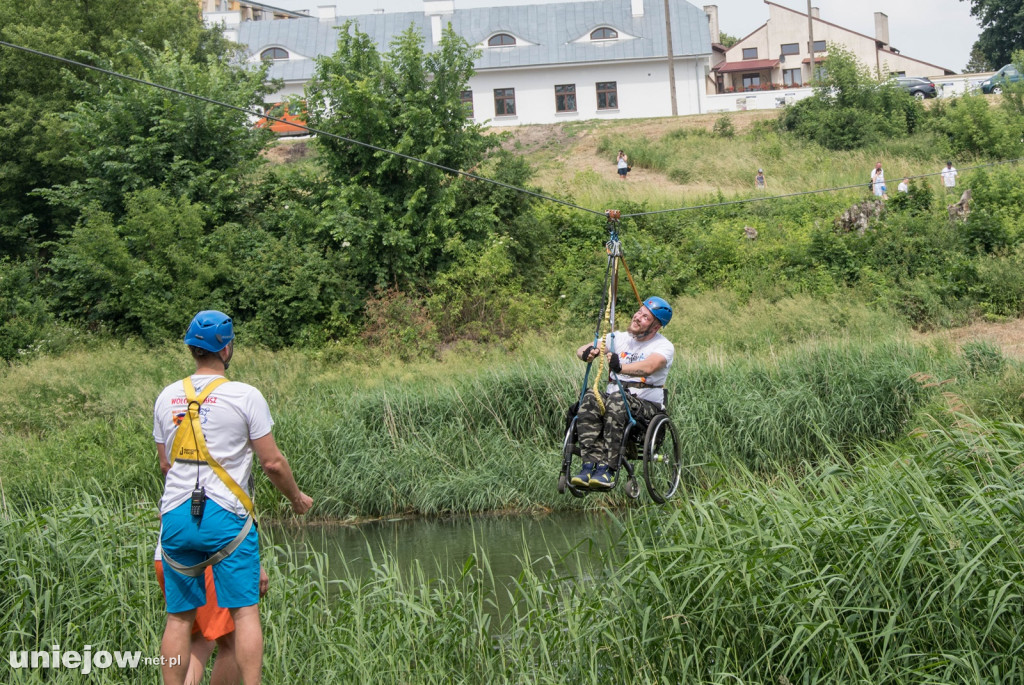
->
[4, 297, 1010, 520]
[4, 415, 1023, 682]
[1, 328, 968, 518]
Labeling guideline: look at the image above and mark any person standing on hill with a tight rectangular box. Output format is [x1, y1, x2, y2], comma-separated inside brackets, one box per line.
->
[571, 298, 675, 490]
[870, 162, 887, 199]
[617, 150, 630, 180]
[755, 168, 766, 191]
[941, 161, 958, 192]
[155, 310, 312, 685]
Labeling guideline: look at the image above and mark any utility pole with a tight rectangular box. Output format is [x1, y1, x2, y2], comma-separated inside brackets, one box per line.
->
[806, 0, 815, 83]
[665, 0, 678, 116]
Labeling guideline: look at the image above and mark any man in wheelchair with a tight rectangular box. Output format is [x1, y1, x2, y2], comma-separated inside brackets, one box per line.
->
[572, 296, 675, 490]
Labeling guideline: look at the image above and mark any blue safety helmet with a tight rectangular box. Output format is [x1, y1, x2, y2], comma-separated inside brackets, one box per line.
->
[184, 310, 235, 352]
[643, 296, 672, 327]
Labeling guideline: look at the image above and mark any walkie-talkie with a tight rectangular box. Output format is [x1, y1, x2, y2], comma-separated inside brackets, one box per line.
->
[191, 485, 206, 518]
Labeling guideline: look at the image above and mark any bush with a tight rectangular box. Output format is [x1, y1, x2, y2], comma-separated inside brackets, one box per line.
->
[926, 94, 1024, 158]
[712, 115, 735, 138]
[886, 178, 933, 215]
[780, 45, 923, 150]
[0, 258, 57, 361]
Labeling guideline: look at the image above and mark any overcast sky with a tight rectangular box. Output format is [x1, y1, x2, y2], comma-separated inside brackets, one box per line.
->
[353, 0, 981, 73]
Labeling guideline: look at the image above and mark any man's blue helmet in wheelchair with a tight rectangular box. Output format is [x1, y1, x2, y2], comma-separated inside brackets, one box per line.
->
[185, 310, 235, 352]
[643, 297, 672, 326]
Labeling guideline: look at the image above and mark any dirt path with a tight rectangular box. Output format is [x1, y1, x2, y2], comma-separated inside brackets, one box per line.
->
[493, 110, 782, 195]
[916, 318, 1024, 360]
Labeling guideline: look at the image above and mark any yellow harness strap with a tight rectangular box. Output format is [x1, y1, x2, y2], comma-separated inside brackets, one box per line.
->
[168, 376, 255, 517]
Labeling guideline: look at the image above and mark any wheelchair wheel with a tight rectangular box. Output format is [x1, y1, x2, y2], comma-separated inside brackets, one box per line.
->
[561, 417, 586, 498]
[642, 414, 681, 503]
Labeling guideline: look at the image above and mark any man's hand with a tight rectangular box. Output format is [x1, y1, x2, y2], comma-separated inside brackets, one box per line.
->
[259, 567, 269, 597]
[608, 353, 622, 373]
[291, 491, 313, 515]
[579, 345, 596, 362]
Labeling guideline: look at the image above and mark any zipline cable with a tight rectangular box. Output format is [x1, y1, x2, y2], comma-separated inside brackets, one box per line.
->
[4, 39, 1024, 222]
[0, 39, 607, 218]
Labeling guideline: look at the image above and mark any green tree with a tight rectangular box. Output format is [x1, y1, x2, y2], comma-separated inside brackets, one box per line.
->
[0, 0, 206, 255]
[718, 32, 739, 49]
[46, 188, 226, 341]
[780, 45, 922, 150]
[961, 0, 1024, 68]
[305, 22, 509, 289]
[41, 42, 274, 222]
[964, 43, 993, 73]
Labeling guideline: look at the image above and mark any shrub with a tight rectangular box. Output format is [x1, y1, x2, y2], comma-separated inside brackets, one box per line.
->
[780, 46, 923, 150]
[926, 94, 1024, 158]
[712, 115, 735, 138]
[360, 287, 440, 361]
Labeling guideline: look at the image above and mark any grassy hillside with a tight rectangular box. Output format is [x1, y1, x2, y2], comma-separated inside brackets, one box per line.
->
[494, 107, 971, 211]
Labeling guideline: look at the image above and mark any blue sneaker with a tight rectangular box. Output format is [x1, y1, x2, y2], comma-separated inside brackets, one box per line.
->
[589, 464, 613, 490]
[571, 462, 594, 487]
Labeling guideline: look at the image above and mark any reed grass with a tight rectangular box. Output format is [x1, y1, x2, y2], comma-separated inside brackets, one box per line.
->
[0, 315, 984, 518]
[4, 414, 1023, 682]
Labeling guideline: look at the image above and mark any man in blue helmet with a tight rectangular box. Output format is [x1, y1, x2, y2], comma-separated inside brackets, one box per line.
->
[572, 297, 675, 490]
[154, 310, 313, 685]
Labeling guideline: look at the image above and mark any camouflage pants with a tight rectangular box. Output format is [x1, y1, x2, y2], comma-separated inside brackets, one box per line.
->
[576, 389, 660, 467]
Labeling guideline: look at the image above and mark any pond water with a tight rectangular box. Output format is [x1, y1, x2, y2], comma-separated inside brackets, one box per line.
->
[265, 510, 621, 603]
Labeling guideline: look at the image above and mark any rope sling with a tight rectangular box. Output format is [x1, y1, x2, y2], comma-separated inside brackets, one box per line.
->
[585, 211, 645, 416]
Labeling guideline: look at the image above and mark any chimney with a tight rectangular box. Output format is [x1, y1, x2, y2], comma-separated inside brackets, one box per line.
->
[424, 1, 455, 45]
[810, 7, 819, 18]
[874, 12, 890, 49]
[317, 5, 335, 21]
[631, 0, 644, 17]
[704, 5, 720, 44]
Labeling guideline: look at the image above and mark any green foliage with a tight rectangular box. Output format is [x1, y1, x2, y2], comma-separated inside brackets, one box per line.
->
[0, 258, 57, 360]
[46, 189, 223, 342]
[712, 114, 735, 138]
[780, 45, 923, 150]
[427, 235, 554, 345]
[886, 178, 933, 214]
[963, 0, 1024, 68]
[0, 0, 209, 253]
[41, 41, 273, 221]
[964, 44, 994, 73]
[926, 94, 1024, 158]
[305, 22, 508, 290]
[971, 246, 1024, 318]
[961, 339, 1005, 377]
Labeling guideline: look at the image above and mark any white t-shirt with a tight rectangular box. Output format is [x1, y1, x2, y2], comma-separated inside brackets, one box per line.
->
[603, 331, 675, 406]
[618, 156, 628, 170]
[897, 181, 909, 193]
[941, 166, 958, 187]
[154, 375, 273, 517]
[871, 168, 886, 191]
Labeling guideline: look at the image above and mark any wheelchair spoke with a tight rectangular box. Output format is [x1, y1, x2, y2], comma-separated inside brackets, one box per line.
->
[643, 414, 681, 503]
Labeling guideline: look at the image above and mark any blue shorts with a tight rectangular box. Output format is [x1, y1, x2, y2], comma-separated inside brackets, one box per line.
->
[160, 500, 259, 613]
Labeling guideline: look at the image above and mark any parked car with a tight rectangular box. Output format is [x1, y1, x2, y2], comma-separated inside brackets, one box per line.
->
[893, 76, 937, 99]
[980, 64, 1022, 94]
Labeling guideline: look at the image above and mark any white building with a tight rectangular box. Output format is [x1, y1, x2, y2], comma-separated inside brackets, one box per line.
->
[214, 0, 714, 125]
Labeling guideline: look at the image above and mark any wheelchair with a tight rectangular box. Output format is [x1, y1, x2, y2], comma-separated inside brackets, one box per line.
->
[557, 394, 682, 503]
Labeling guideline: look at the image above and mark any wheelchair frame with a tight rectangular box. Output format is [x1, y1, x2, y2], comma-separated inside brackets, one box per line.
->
[557, 399, 682, 503]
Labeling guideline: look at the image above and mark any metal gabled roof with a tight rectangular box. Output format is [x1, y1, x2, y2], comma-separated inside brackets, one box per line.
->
[238, 0, 711, 83]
